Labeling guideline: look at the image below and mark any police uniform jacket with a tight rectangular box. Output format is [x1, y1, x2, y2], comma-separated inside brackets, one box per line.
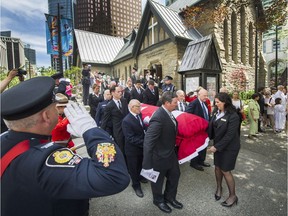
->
[1, 128, 130, 216]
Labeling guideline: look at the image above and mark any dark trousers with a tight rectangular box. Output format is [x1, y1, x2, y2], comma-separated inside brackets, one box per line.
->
[258, 118, 263, 132]
[82, 84, 90, 105]
[151, 153, 180, 203]
[126, 154, 143, 189]
[190, 147, 207, 166]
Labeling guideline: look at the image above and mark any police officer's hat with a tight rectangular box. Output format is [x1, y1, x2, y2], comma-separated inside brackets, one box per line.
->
[51, 73, 63, 80]
[1, 77, 56, 120]
[164, 75, 173, 81]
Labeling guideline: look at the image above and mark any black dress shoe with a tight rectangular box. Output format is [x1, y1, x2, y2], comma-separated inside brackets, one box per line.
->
[165, 199, 183, 209]
[134, 188, 144, 198]
[199, 162, 211, 167]
[190, 164, 204, 171]
[153, 202, 172, 213]
[140, 178, 148, 183]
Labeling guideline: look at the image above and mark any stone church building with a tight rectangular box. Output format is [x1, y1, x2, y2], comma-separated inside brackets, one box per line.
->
[74, 0, 266, 95]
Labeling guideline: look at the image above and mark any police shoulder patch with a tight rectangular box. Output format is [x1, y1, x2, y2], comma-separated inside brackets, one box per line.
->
[95, 143, 116, 167]
[46, 148, 82, 167]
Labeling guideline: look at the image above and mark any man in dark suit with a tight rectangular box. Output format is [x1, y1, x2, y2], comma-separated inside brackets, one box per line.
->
[131, 80, 144, 102]
[143, 80, 159, 106]
[123, 80, 133, 103]
[130, 67, 138, 85]
[142, 92, 183, 213]
[101, 86, 129, 152]
[186, 88, 211, 171]
[95, 89, 111, 125]
[88, 84, 103, 118]
[257, 87, 265, 133]
[122, 99, 147, 198]
[175, 90, 187, 111]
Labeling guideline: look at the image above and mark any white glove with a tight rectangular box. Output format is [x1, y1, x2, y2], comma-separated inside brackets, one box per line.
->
[64, 102, 97, 137]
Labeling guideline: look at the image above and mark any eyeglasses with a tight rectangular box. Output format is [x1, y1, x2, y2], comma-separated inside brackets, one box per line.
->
[133, 105, 141, 108]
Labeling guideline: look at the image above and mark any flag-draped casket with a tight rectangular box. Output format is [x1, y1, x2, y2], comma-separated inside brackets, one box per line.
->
[141, 104, 209, 164]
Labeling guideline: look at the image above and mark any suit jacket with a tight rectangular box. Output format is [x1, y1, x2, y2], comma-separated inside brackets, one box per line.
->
[95, 100, 109, 125]
[123, 87, 132, 103]
[208, 111, 240, 152]
[88, 93, 103, 117]
[186, 99, 210, 120]
[175, 101, 187, 111]
[142, 107, 178, 169]
[130, 75, 137, 84]
[122, 113, 146, 156]
[142, 87, 159, 106]
[130, 87, 144, 102]
[101, 98, 129, 150]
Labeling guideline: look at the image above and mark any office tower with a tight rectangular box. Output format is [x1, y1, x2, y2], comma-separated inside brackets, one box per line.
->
[0, 32, 25, 71]
[75, 0, 141, 37]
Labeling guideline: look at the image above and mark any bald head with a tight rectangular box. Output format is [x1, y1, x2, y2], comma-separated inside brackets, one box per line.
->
[129, 99, 141, 115]
[198, 88, 208, 102]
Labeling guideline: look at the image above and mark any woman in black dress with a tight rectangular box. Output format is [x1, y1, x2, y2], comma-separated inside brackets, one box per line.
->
[208, 92, 240, 207]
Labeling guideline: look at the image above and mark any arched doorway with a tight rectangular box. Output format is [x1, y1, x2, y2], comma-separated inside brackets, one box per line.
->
[144, 63, 163, 84]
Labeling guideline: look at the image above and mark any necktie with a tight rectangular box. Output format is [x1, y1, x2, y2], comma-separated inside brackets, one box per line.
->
[118, 101, 122, 110]
[151, 89, 155, 95]
[137, 88, 141, 94]
[136, 115, 143, 127]
[170, 113, 176, 127]
[179, 102, 183, 111]
[202, 102, 209, 121]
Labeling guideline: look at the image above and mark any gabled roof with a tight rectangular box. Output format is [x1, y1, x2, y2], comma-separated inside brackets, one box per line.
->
[149, 0, 201, 41]
[74, 29, 124, 64]
[178, 35, 221, 73]
[132, 0, 202, 56]
[169, 0, 203, 12]
[113, 29, 137, 63]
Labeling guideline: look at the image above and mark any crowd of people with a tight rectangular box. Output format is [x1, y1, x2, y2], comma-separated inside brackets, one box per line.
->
[247, 85, 287, 138]
[1, 66, 287, 215]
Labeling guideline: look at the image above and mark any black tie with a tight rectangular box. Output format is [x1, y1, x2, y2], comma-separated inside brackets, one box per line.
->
[179, 102, 183, 111]
[118, 101, 122, 110]
[202, 102, 209, 121]
[136, 115, 143, 127]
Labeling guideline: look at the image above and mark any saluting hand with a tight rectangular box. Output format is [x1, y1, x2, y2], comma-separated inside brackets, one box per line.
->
[64, 102, 97, 137]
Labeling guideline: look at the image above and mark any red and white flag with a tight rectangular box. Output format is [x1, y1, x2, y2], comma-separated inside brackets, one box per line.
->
[141, 104, 209, 164]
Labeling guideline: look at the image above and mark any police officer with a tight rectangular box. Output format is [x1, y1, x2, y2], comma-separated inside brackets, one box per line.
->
[161, 75, 176, 93]
[1, 77, 130, 216]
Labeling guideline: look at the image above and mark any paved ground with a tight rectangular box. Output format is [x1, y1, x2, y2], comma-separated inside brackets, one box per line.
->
[74, 126, 287, 216]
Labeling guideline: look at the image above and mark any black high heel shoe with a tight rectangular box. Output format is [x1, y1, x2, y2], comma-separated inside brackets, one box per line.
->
[215, 194, 221, 201]
[214, 187, 222, 201]
[221, 196, 238, 207]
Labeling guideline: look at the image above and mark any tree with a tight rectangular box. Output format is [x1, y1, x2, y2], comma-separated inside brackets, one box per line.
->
[181, 0, 287, 32]
[37, 66, 57, 77]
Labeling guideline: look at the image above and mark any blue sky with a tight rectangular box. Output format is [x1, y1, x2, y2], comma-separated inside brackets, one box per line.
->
[1, 0, 165, 68]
